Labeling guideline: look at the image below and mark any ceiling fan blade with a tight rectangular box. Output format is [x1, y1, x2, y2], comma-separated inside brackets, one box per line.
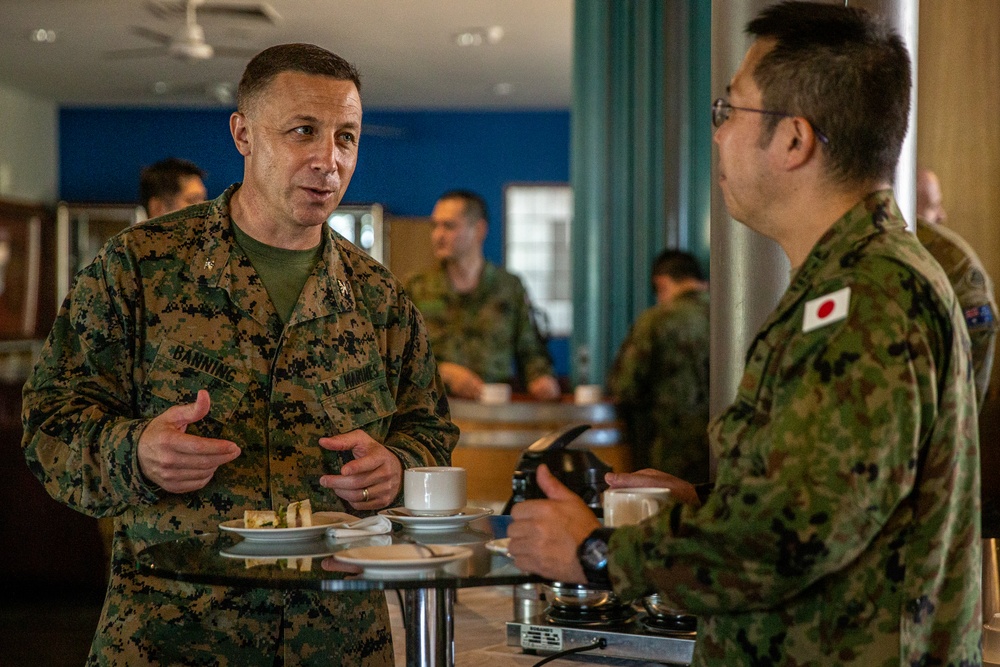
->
[147, 1, 280, 23]
[194, 3, 281, 23]
[103, 47, 169, 60]
[131, 26, 173, 45]
[210, 46, 263, 58]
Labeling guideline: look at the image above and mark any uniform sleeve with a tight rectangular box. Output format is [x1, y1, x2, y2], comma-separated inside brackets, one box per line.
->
[970, 327, 996, 410]
[21, 243, 160, 518]
[510, 278, 554, 384]
[608, 311, 656, 405]
[381, 291, 459, 471]
[607, 274, 944, 613]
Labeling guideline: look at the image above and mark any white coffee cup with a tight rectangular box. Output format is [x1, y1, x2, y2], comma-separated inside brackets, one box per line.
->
[403, 466, 467, 516]
[602, 487, 672, 527]
[574, 384, 603, 405]
[479, 383, 512, 405]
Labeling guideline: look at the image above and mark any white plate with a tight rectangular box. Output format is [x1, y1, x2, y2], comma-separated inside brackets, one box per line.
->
[219, 539, 339, 559]
[335, 544, 472, 577]
[220, 511, 358, 543]
[378, 506, 493, 532]
[485, 538, 511, 557]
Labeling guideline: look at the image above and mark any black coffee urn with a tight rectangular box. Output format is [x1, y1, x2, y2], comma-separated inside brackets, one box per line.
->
[501, 423, 612, 516]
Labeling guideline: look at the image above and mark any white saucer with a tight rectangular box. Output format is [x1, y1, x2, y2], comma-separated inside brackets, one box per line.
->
[220, 511, 357, 543]
[484, 538, 511, 557]
[335, 544, 473, 577]
[378, 506, 493, 532]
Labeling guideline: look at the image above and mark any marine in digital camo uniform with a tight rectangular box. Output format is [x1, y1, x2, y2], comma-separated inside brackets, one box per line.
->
[21, 184, 458, 665]
[405, 261, 554, 390]
[608, 289, 711, 482]
[608, 192, 981, 665]
[917, 217, 998, 408]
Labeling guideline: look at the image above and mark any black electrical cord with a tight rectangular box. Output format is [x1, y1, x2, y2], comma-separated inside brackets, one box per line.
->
[530, 637, 607, 666]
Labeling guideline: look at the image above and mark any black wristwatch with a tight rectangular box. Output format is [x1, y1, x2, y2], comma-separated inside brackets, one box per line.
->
[577, 527, 615, 589]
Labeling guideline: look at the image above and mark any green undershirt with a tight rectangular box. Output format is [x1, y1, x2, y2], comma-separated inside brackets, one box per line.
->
[231, 222, 322, 324]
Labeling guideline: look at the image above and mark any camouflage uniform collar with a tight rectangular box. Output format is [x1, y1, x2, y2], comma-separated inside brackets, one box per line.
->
[189, 183, 240, 288]
[477, 261, 501, 290]
[297, 225, 356, 318]
[189, 183, 355, 319]
[431, 259, 498, 298]
[788, 189, 903, 291]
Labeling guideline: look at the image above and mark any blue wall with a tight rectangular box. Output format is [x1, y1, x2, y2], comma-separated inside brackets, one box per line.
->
[59, 106, 572, 375]
[59, 107, 570, 265]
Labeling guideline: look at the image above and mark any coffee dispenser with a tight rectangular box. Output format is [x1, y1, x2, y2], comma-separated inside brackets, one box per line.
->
[500, 423, 612, 516]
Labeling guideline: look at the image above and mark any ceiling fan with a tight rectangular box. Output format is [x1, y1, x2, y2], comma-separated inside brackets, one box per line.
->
[105, 0, 280, 62]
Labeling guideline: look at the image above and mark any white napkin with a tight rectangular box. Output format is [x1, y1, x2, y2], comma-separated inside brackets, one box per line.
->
[326, 515, 393, 538]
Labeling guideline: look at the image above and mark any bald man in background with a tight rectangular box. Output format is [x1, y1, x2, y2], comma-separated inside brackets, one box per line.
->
[916, 167, 998, 409]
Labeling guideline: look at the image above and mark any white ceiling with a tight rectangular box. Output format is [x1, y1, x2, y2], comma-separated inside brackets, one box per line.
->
[0, 0, 573, 109]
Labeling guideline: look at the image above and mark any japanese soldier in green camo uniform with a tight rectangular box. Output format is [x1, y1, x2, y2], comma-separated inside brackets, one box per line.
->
[22, 43, 458, 666]
[915, 166, 998, 411]
[404, 190, 562, 401]
[507, 3, 981, 665]
[608, 249, 711, 482]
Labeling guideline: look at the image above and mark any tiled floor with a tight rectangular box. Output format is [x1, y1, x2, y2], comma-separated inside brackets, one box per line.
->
[0, 586, 665, 666]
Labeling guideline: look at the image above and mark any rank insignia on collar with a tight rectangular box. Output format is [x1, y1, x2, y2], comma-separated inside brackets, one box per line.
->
[338, 280, 350, 298]
[803, 286, 851, 333]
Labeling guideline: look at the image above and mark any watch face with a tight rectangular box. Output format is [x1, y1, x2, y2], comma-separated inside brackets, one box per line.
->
[583, 538, 609, 569]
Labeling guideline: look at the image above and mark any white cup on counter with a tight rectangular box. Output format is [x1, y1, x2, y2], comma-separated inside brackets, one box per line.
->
[602, 487, 671, 527]
[479, 382, 512, 405]
[403, 466, 467, 516]
[573, 384, 603, 405]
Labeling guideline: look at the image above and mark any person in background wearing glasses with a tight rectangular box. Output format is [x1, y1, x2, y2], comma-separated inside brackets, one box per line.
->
[915, 166, 997, 411]
[507, 2, 981, 665]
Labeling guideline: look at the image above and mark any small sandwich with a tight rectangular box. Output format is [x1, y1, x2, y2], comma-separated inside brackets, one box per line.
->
[286, 499, 313, 528]
[243, 510, 278, 529]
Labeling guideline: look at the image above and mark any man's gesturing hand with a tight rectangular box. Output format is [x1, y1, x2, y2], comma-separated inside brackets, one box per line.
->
[137, 389, 241, 493]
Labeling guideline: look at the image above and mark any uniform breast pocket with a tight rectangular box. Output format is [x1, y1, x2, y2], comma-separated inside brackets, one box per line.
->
[319, 372, 397, 436]
[144, 341, 249, 438]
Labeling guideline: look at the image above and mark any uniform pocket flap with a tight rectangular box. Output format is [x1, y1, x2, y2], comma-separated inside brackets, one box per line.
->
[319, 364, 396, 434]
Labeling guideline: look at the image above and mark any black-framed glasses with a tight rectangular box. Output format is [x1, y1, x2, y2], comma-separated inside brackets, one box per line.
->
[712, 97, 830, 145]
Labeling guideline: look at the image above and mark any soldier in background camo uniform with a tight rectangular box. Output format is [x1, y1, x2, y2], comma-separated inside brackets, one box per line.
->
[22, 44, 457, 666]
[405, 190, 561, 401]
[916, 166, 998, 410]
[506, 4, 981, 665]
[608, 249, 710, 482]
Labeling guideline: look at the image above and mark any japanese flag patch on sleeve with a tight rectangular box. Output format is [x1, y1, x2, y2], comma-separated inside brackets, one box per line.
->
[803, 286, 851, 333]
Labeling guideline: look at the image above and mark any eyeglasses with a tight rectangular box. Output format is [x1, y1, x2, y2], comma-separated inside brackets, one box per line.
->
[712, 97, 829, 145]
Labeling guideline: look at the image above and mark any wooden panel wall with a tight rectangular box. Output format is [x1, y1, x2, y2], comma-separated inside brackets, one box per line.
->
[918, 0, 1000, 533]
[918, 0, 1000, 397]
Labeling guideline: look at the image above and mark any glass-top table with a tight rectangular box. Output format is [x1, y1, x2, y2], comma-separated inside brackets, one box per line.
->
[136, 516, 539, 667]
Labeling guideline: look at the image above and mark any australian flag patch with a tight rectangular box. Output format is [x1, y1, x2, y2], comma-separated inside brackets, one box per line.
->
[965, 304, 995, 328]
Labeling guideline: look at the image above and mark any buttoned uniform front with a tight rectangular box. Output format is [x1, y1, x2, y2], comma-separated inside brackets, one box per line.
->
[21, 185, 459, 666]
[607, 192, 981, 665]
[608, 290, 711, 482]
[916, 216, 998, 409]
[405, 261, 554, 388]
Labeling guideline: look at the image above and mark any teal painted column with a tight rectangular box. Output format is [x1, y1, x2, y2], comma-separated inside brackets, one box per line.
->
[571, 0, 712, 385]
[687, 0, 713, 272]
